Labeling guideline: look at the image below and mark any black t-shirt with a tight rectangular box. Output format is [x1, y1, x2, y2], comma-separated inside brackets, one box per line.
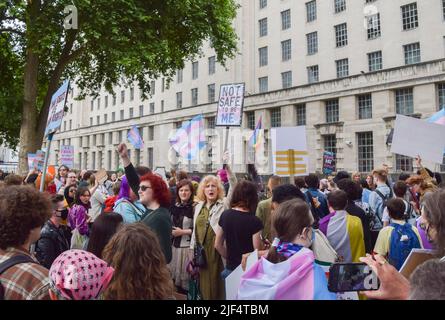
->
[218, 209, 263, 270]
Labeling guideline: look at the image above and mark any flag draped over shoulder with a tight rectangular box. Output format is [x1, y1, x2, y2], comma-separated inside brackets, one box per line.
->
[248, 115, 262, 150]
[169, 115, 205, 160]
[319, 211, 365, 263]
[236, 247, 336, 300]
[127, 125, 144, 149]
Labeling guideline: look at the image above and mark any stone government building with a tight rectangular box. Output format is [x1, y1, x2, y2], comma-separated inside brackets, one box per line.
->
[46, 0, 445, 175]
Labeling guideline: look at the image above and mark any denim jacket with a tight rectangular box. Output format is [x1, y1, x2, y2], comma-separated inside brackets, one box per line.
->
[369, 183, 392, 230]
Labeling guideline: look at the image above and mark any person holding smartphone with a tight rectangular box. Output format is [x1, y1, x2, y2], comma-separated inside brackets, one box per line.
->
[360, 189, 445, 300]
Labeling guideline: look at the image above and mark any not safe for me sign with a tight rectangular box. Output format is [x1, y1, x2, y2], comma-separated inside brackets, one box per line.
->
[216, 83, 245, 127]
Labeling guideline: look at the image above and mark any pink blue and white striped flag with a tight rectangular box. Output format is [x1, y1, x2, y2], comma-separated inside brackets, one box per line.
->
[127, 125, 144, 149]
[169, 115, 205, 160]
[248, 115, 262, 150]
[236, 247, 336, 300]
[428, 107, 445, 126]
[428, 108, 445, 154]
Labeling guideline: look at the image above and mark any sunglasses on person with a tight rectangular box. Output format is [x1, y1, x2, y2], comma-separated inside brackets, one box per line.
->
[139, 185, 152, 192]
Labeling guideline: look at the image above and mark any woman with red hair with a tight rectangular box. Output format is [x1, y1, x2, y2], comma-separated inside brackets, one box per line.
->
[137, 173, 172, 263]
[117, 143, 173, 263]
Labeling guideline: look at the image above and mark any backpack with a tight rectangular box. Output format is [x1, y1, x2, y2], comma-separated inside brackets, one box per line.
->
[403, 201, 418, 225]
[388, 222, 421, 270]
[305, 191, 321, 229]
[114, 199, 145, 222]
[0, 254, 37, 300]
[373, 188, 393, 227]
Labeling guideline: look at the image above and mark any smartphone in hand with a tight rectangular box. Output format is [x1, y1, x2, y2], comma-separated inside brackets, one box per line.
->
[328, 262, 380, 292]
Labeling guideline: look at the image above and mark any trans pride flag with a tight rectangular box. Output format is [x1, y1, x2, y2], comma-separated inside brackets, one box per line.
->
[127, 125, 144, 149]
[248, 116, 262, 150]
[428, 107, 445, 126]
[428, 108, 445, 154]
[236, 247, 336, 300]
[169, 115, 205, 160]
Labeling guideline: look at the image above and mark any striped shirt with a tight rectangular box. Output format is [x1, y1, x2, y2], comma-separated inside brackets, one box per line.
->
[0, 247, 50, 300]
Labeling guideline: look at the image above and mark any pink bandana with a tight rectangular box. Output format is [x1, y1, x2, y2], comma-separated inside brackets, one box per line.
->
[49, 249, 114, 300]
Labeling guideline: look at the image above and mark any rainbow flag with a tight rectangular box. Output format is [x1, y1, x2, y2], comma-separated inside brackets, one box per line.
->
[127, 125, 144, 149]
[428, 107, 445, 126]
[169, 115, 205, 160]
[248, 115, 262, 150]
[237, 247, 336, 300]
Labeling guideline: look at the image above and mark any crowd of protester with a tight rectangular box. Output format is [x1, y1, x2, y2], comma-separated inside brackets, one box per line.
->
[1, 151, 444, 300]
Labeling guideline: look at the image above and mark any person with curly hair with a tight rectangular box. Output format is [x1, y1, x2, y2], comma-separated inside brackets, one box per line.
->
[4, 173, 23, 186]
[0, 186, 52, 300]
[102, 223, 174, 300]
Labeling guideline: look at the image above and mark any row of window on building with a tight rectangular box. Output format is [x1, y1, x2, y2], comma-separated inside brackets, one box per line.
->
[68, 129, 444, 174]
[259, 0, 444, 26]
[250, 83, 445, 128]
[76, 56, 217, 115]
[258, 42, 424, 92]
[61, 83, 445, 132]
[256, 0, 444, 89]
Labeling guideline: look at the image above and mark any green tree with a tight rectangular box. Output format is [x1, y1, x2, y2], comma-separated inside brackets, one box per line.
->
[0, 0, 238, 174]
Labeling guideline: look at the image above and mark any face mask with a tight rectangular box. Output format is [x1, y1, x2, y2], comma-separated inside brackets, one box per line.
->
[56, 208, 69, 220]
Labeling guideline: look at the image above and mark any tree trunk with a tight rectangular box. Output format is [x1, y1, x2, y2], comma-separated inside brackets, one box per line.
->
[18, 49, 40, 175]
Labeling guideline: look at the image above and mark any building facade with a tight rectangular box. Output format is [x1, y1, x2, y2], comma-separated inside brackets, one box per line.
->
[0, 144, 19, 172]
[48, 0, 445, 174]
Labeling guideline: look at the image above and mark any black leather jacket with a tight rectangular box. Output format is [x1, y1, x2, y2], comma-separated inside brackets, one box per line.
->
[35, 220, 70, 269]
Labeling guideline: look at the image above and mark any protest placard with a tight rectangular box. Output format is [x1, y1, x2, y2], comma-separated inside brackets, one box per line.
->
[322, 151, 336, 175]
[399, 249, 436, 279]
[27, 153, 36, 171]
[216, 83, 245, 127]
[60, 145, 74, 168]
[44, 80, 70, 137]
[225, 249, 258, 300]
[271, 126, 309, 177]
[390, 115, 445, 163]
[154, 167, 167, 181]
[33, 150, 45, 171]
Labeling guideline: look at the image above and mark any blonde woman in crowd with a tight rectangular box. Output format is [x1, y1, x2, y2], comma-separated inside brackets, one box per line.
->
[189, 153, 236, 300]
